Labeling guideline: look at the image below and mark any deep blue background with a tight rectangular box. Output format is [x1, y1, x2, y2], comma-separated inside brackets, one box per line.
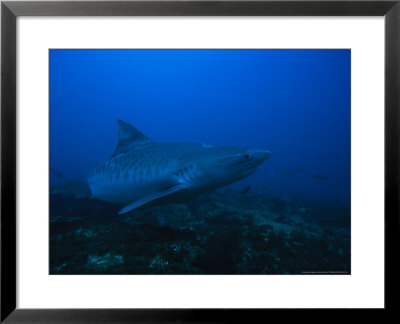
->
[50, 49, 350, 202]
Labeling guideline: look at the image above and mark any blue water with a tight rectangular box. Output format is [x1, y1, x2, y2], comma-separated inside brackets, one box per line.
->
[49, 49, 351, 275]
[50, 49, 350, 202]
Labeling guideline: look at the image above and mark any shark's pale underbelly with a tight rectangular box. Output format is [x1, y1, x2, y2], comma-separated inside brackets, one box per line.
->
[88, 170, 215, 209]
[87, 169, 179, 205]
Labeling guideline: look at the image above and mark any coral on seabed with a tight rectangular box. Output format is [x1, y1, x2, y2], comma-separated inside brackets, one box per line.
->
[49, 181, 351, 275]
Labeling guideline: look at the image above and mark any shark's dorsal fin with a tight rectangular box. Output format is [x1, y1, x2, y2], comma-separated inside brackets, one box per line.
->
[118, 119, 151, 145]
[114, 120, 152, 154]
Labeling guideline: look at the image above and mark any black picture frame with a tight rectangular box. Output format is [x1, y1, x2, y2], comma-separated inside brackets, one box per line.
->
[1, 0, 399, 322]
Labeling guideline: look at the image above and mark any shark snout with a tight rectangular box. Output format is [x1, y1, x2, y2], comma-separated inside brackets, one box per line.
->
[242, 149, 271, 171]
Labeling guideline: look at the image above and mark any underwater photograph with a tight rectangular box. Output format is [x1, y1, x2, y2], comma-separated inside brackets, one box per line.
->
[49, 49, 350, 275]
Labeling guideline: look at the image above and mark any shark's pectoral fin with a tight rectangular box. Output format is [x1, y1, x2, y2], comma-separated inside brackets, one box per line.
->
[118, 184, 186, 215]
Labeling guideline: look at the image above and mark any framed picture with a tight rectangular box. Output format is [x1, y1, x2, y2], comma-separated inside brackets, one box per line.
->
[1, 0, 399, 321]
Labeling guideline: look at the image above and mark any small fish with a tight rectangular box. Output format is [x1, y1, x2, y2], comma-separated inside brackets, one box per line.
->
[312, 174, 328, 181]
[281, 170, 294, 178]
[240, 185, 251, 196]
[50, 167, 64, 178]
[294, 166, 304, 174]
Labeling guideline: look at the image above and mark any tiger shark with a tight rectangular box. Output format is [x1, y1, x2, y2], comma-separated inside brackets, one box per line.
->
[88, 120, 271, 215]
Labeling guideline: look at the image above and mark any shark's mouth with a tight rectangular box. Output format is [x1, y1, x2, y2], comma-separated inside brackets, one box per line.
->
[245, 161, 260, 170]
[245, 165, 258, 173]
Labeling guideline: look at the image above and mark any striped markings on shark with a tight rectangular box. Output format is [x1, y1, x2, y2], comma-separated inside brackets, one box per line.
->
[88, 120, 271, 215]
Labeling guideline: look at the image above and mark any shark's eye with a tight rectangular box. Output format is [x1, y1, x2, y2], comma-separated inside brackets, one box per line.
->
[244, 154, 250, 160]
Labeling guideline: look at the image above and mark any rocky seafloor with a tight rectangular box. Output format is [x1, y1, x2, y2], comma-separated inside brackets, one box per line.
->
[50, 182, 350, 274]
